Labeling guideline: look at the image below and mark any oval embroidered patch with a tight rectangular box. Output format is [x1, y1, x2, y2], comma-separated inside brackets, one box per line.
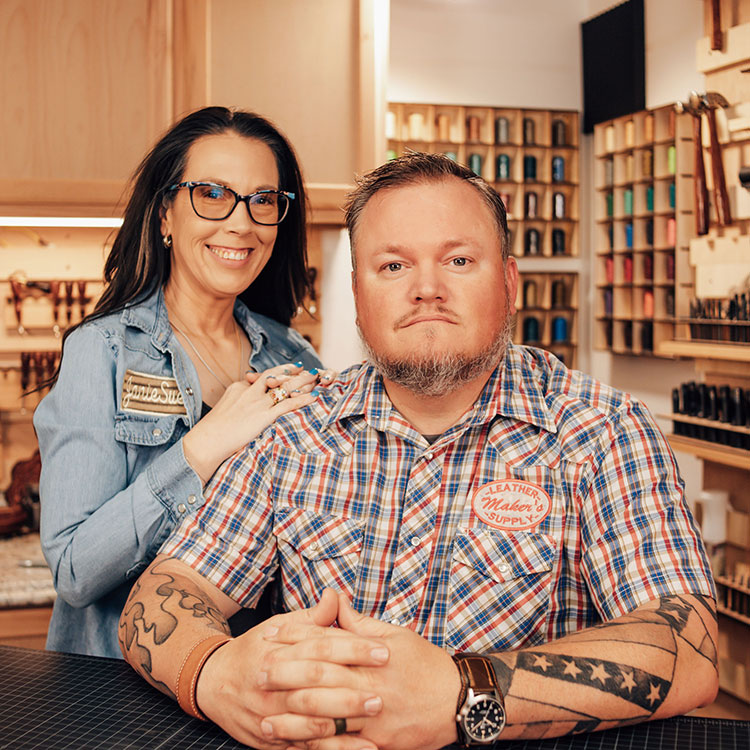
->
[471, 480, 551, 531]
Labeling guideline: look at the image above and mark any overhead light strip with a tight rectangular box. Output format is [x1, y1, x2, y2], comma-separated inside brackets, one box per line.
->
[0, 217, 123, 228]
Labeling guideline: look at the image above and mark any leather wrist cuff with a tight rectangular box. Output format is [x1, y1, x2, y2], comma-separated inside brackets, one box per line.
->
[176, 634, 232, 720]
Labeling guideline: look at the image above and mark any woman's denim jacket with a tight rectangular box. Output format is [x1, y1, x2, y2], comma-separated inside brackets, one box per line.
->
[34, 287, 321, 658]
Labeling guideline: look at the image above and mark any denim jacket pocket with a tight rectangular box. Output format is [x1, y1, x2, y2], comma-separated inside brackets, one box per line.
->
[114, 413, 180, 447]
[446, 527, 556, 653]
[273, 507, 363, 601]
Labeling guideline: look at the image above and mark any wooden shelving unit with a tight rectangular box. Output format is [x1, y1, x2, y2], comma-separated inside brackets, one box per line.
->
[593, 106, 694, 356]
[386, 102, 580, 368]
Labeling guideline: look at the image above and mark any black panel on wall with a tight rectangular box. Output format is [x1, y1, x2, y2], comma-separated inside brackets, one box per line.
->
[581, 0, 645, 133]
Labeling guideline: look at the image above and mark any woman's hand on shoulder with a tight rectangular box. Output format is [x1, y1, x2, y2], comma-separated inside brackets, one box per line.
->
[182, 363, 335, 484]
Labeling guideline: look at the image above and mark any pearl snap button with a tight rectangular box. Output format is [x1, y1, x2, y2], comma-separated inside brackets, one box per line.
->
[425, 452, 434, 460]
[308, 542, 319, 553]
[389, 617, 401, 626]
[498, 562, 510, 574]
[187, 494, 197, 504]
[410, 536, 420, 547]
[185, 387, 193, 396]
[152, 428, 162, 437]
[177, 503, 187, 513]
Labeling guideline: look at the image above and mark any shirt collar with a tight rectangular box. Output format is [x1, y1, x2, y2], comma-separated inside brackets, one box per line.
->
[119, 286, 267, 354]
[322, 344, 557, 436]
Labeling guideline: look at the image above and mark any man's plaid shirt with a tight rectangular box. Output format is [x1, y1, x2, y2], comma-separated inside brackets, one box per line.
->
[164, 344, 714, 653]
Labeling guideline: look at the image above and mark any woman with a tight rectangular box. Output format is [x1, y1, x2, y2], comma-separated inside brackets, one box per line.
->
[34, 107, 328, 658]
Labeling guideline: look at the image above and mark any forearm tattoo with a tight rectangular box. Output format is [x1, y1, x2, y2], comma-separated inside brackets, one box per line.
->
[489, 594, 717, 738]
[118, 559, 229, 699]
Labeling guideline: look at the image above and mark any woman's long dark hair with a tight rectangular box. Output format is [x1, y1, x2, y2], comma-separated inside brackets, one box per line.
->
[43, 107, 310, 389]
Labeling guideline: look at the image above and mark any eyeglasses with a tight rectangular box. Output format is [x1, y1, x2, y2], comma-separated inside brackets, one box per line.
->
[166, 181, 295, 225]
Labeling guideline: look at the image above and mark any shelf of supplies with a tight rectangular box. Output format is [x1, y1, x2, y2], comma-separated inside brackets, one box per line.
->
[658, 413, 750, 436]
[717, 605, 750, 627]
[657, 340, 750, 362]
[666, 434, 750, 469]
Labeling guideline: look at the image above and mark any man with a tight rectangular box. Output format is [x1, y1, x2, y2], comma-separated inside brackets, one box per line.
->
[119, 153, 718, 750]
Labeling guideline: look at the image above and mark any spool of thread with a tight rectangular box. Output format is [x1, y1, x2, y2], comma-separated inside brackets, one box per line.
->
[643, 289, 654, 318]
[646, 185, 654, 212]
[524, 228, 540, 256]
[552, 156, 565, 183]
[551, 316, 568, 343]
[605, 256, 614, 284]
[624, 120, 635, 147]
[523, 316, 540, 343]
[624, 255, 633, 283]
[469, 153, 483, 176]
[523, 280, 538, 308]
[552, 118, 566, 146]
[605, 124, 615, 152]
[642, 149, 653, 178]
[641, 322, 653, 352]
[443, 151, 457, 162]
[551, 280, 566, 308]
[623, 321, 633, 349]
[525, 191, 538, 219]
[665, 289, 675, 316]
[496, 154, 511, 181]
[523, 155, 537, 181]
[495, 116, 509, 144]
[385, 111, 397, 139]
[669, 182, 675, 209]
[667, 217, 676, 246]
[644, 113, 654, 141]
[467, 115, 481, 142]
[523, 117, 535, 145]
[552, 228, 566, 256]
[606, 192, 613, 217]
[607, 224, 614, 249]
[386, 149, 397, 161]
[604, 159, 613, 186]
[625, 222, 633, 248]
[624, 188, 633, 216]
[643, 254, 653, 280]
[645, 218, 654, 246]
[625, 153, 634, 182]
[408, 112, 424, 140]
[667, 145, 676, 175]
[666, 254, 675, 280]
[436, 114, 450, 141]
[604, 289, 613, 316]
[553, 192, 566, 219]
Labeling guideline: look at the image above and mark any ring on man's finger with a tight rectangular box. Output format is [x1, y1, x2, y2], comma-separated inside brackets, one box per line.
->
[334, 718, 347, 736]
[269, 386, 288, 406]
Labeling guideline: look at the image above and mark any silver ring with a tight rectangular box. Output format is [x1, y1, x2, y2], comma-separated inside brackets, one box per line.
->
[334, 718, 347, 736]
[269, 386, 288, 406]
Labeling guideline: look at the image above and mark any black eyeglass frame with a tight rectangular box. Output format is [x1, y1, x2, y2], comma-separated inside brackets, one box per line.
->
[165, 181, 296, 225]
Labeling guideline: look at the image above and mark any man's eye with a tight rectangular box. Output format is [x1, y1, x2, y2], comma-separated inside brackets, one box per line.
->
[452, 257, 468, 266]
[386, 263, 402, 272]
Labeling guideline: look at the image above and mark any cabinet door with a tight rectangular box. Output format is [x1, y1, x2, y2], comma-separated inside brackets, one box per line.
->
[0, 0, 171, 185]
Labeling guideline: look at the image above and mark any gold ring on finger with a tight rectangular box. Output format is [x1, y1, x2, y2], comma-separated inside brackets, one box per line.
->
[269, 386, 288, 406]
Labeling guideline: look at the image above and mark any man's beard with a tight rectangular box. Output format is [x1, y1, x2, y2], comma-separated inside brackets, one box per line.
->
[358, 303, 514, 397]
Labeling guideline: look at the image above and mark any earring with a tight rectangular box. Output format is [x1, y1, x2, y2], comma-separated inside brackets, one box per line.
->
[163, 234, 172, 249]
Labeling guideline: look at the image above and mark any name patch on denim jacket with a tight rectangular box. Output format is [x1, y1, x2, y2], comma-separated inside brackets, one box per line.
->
[121, 370, 187, 415]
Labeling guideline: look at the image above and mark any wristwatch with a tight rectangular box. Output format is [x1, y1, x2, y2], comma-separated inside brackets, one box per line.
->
[452, 653, 506, 746]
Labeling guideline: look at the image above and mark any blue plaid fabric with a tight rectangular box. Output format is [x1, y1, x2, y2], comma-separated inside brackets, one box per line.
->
[165, 344, 714, 653]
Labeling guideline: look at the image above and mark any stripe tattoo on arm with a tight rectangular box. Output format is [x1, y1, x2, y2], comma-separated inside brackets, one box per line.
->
[118, 559, 230, 700]
[488, 594, 717, 737]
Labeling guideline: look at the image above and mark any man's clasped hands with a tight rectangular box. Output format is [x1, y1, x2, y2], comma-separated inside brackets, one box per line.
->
[195, 590, 462, 750]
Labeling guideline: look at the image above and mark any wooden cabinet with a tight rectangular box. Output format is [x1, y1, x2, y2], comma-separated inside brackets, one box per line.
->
[593, 106, 694, 357]
[386, 103, 580, 368]
[0, 606, 52, 650]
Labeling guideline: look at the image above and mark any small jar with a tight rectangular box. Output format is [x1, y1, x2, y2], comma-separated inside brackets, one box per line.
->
[551, 156, 565, 183]
[523, 155, 537, 181]
[553, 192, 566, 219]
[495, 116, 509, 144]
[525, 228, 541, 256]
[525, 191, 538, 219]
[496, 154, 511, 181]
[523, 117, 535, 145]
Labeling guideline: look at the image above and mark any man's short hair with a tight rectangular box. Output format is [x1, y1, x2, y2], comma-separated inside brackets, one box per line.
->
[344, 152, 510, 268]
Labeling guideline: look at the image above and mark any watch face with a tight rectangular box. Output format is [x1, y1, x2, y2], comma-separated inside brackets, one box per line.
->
[464, 697, 505, 742]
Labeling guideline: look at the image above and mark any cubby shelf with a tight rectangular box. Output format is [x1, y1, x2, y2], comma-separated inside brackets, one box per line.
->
[593, 105, 694, 357]
[387, 103, 580, 368]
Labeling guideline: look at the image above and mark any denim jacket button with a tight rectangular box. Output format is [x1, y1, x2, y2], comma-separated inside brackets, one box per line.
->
[187, 494, 197, 504]
[152, 428, 162, 437]
[177, 503, 187, 513]
[185, 387, 194, 396]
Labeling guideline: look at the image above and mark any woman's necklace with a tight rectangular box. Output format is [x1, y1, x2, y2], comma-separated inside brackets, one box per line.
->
[170, 317, 244, 389]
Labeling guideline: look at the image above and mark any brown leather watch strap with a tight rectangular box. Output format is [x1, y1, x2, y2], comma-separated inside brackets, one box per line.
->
[454, 653, 499, 694]
[176, 634, 232, 720]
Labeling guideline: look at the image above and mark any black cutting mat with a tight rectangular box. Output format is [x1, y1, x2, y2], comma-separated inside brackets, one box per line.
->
[1, 645, 748, 749]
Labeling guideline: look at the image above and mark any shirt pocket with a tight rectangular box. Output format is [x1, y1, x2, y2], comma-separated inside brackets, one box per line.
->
[445, 527, 556, 653]
[114, 413, 181, 480]
[273, 507, 363, 604]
